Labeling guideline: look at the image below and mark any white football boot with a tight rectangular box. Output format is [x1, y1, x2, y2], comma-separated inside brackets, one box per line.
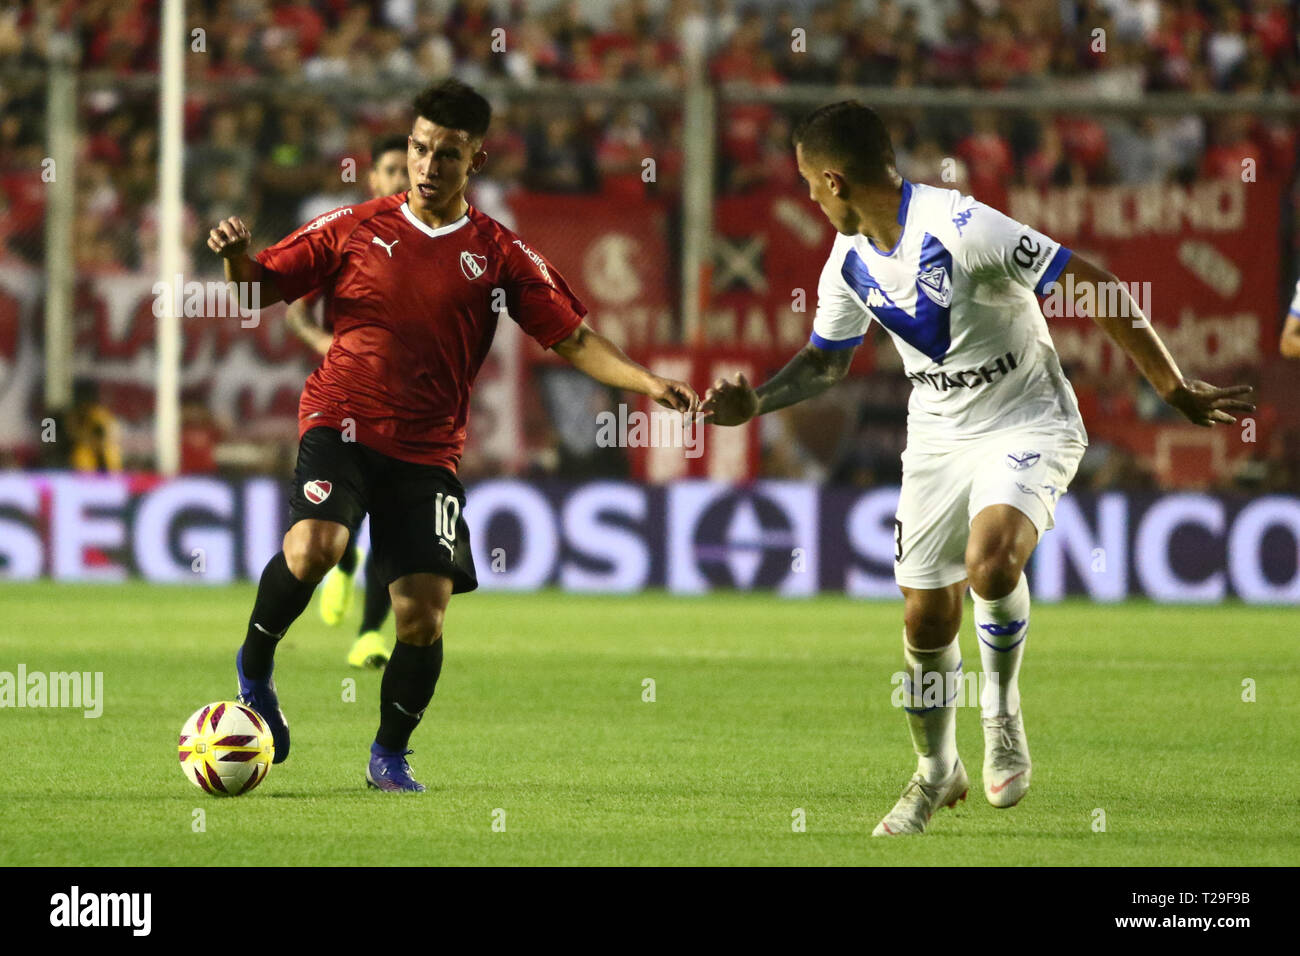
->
[871, 759, 969, 836]
[982, 711, 1031, 807]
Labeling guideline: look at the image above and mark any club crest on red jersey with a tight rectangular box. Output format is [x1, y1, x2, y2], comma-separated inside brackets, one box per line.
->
[460, 251, 487, 280]
[303, 479, 333, 504]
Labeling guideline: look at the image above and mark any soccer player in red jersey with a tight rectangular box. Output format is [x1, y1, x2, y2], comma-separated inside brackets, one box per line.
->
[284, 134, 410, 670]
[208, 79, 698, 791]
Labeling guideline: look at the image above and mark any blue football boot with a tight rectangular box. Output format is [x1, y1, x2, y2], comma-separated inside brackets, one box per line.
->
[235, 646, 290, 764]
[366, 743, 426, 792]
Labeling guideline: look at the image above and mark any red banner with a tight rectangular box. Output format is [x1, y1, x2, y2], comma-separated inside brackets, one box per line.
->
[1009, 179, 1281, 375]
[508, 193, 677, 357]
[1010, 179, 1287, 485]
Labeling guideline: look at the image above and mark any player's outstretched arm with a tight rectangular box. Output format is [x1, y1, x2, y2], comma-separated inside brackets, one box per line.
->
[552, 322, 699, 414]
[1062, 255, 1254, 427]
[207, 216, 283, 307]
[284, 299, 331, 356]
[1280, 315, 1300, 359]
[701, 342, 854, 426]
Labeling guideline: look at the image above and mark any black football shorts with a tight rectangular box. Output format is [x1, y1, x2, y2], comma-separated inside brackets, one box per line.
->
[287, 426, 478, 592]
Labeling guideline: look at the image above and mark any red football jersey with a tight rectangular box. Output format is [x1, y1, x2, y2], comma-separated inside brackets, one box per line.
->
[255, 194, 586, 471]
[297, 287, 328, 333]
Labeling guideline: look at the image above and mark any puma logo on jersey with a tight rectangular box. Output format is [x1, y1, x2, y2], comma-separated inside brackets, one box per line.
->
[372, 236, 399, 257]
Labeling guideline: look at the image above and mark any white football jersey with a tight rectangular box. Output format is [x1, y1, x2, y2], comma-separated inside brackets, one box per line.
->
[811, 180, 1087, 449]
[1289, 278, 1300, 318]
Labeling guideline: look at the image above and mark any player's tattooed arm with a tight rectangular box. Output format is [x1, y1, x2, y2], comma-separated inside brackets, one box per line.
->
[207, 216, 284, 307]
[1062, 255, 1254, 427]
[701, 343, 853, 426]
[553, 322, 700, 414]
[285, 300, 331, 356]
[1280, 315, 1300, 360]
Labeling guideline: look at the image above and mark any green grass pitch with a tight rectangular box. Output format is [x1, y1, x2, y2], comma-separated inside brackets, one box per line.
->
[2, 582, 1296, 866]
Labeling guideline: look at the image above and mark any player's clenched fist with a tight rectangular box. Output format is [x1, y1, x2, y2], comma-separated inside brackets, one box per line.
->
[207, 217, 251, 258]
[701, 372, 759, 426]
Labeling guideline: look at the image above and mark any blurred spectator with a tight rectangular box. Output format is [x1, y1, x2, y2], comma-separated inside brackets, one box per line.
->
[188, 108, 256, 221]
[1200, 113, 1264, 179]
[595, 105, 653, 200]
[524, 112, 595, 192]
[1206, 3, 1249, 86]
[180, 399, 225, 474]
[956, 111, 1014, 205]
[66, 379, 123, 473]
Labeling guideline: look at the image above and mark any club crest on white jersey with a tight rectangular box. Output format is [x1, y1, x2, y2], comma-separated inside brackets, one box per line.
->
[808, 180, 1087, 446]
[917, 265, 952, 307]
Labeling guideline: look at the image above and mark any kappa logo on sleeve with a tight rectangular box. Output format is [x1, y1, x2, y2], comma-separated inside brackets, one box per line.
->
[303, 479, 333, 504]
[460, 251, 487, 280]
[1006, 451, 1041, 471]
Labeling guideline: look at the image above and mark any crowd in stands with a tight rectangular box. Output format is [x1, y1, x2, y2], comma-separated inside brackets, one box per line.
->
[1, 0, 1297, 268]
[0, 0, 1295, 486]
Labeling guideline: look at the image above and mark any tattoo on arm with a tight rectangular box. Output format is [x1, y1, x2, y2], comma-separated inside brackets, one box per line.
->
[755, 344, 853, 415]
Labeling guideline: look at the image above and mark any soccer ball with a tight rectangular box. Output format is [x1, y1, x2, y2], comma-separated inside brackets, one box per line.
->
[178, 700, 274, 796]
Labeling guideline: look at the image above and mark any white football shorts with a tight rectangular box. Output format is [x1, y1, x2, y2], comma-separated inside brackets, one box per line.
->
[893, 429, 1086, 590]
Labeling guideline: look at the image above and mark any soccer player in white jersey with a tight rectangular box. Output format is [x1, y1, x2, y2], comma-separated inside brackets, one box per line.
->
[702, 101, 1254, 836]
[1280, 279, 1300, 358]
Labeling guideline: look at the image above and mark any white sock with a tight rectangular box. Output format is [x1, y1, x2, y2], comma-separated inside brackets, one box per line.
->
[972, 573, 1030, 718]
[901, 632, 962, 783]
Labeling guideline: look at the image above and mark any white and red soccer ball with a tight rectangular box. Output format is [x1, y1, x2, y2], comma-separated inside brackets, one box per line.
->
[178, 701, 274, 796]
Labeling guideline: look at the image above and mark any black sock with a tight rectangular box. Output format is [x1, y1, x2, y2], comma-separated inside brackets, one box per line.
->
[360, 558, 391, 634]
[337, 536, 358, 575]
[375, 639, 443, 752]
[242, 552, 318, 680]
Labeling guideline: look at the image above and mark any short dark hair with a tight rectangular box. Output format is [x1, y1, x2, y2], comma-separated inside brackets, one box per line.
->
[371, 133, 409, 165]
[792, 100, 896, 186]
[412, 79, 491, 139]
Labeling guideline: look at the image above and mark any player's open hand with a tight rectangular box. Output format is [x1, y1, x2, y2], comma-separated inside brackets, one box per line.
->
[207, 217, 251, 258]
[701, 372, 759, 426]
[650, 376, 700, 418]
[1163, 379, 1255, 427]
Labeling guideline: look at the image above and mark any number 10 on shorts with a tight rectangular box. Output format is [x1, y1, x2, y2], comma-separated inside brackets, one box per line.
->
[434, 492, 460, 545]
